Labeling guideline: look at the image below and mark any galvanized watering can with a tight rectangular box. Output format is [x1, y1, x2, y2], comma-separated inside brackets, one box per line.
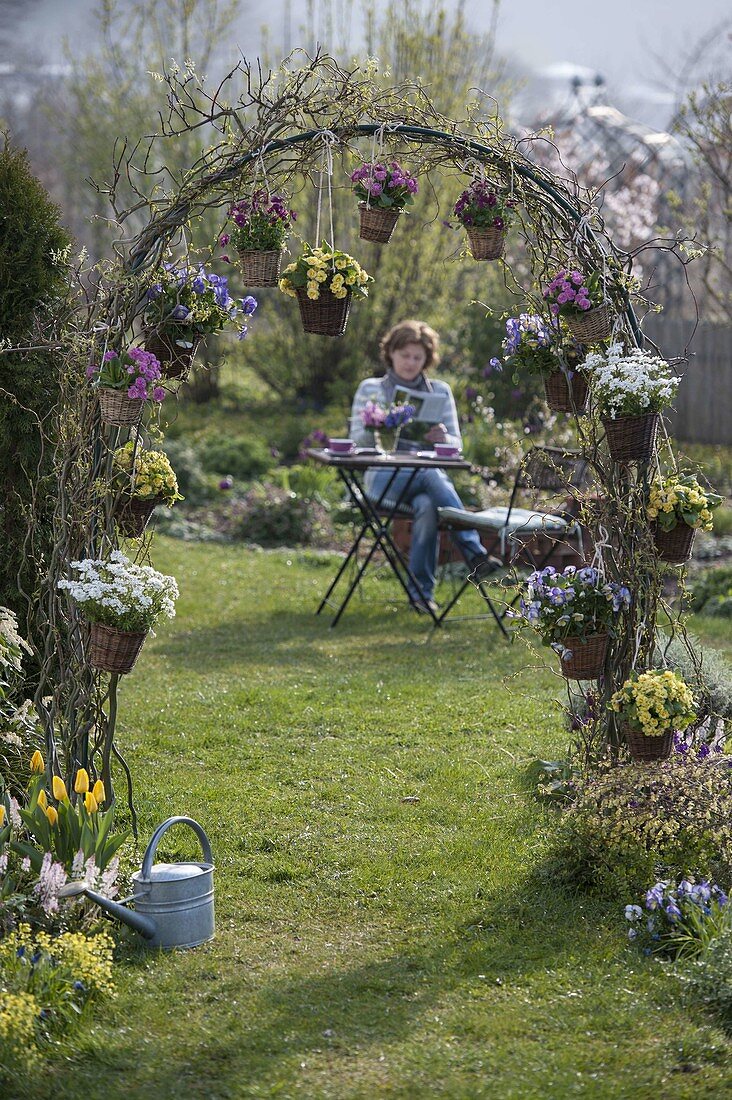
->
[59, 816, 214, 949]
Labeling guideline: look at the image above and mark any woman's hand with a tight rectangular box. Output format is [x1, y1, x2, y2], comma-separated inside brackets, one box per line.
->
[425, 423, 448, 444]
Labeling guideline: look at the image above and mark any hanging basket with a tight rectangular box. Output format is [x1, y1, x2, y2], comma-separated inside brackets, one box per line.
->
[87, 622, 147, 674]
[358, 203, 401, 244]
[653, 520, 696, 564]
[465, 225, 506, 261]
[543, 370, 589, 414]
[565, 304, 613, 344]
[602, 412, 659, 464]
[144, 328, 200, 380]
[98, 387, 144, 427]
[624, 725, 674, 763]
[558, 633, 609, 680]
[236, 249, 282, 287]
[114, 495, 165, 539]
[295, 288, 351, 337]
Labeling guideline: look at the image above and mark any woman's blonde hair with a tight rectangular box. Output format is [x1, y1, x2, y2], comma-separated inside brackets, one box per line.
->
[379, 319, 440, 372]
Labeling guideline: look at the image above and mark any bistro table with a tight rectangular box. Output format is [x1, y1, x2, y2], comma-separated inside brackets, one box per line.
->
[307, 447, 506, 631]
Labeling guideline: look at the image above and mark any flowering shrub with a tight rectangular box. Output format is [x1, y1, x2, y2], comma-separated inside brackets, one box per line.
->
[648, 472, 722, 532]
[233, 484, 332, 547]
[0, 923, 115, 1081]
[112, 442, 182, 506]
[226, 191, 296, 252]
[0, 608, 43, 797]
[583, 343, 679, 418]
[557, 750, 732, 896]
[515, 565, 630, 654]
[625, 877, 728, 958]
[350, 160, 419, 209]
[278, 244, 372, 301]
[87, 347, 165, 404]
[542, 269, 604, 317]
[143, 261, 256, 342]
[453, 179, 516, 230]
[57, 550, 178, 633]
[610, 669, 696, 738]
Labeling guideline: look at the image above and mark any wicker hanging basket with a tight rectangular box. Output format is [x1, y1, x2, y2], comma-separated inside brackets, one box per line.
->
[144, 329, 200, 380]
[543, 370, 589, 414]
[624, 725, 674, 763]
[558, 633, 609, 680]
[295, 288, 351, 337]
[114, 495, 165, 539]
[236, 249, 282, 287]
[653, 520, 696, 564]
[602, 412, 659, 464]
[565, 304, 612, 343]
[358, 203, 401, 244]
[87, 622, 147, 674]
[465, 225, 506, 261]
[98, 387, 144, 427]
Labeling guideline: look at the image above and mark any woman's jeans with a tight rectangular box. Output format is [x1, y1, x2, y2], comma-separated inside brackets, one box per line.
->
[365, 466, 487, 601]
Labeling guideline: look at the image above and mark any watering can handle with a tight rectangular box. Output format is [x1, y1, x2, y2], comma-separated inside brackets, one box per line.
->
[140, 816, 213, 881]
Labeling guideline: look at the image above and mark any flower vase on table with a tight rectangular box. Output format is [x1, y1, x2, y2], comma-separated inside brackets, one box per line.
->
[373, 429, 402, 454]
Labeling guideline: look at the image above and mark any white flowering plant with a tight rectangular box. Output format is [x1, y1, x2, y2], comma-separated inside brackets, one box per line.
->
[583, 343, 680, 419]
[0, 608, 43, 798]
[57, 551, 179, 633]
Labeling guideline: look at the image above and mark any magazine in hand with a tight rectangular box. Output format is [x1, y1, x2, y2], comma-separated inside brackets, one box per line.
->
[392, 385, 444, 424]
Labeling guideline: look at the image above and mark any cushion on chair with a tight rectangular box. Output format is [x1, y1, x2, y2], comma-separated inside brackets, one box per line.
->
[437, 505, 569, 533]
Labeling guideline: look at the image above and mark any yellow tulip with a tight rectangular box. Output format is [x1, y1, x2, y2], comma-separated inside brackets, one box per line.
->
[52, 775, 68, 802]
[45, 806, 58, 826]
[74, 768, 90, 794]
[92, 779, 105, 805]
[0, 805, 5, 827]
[37, 789, 48, 811]
[84, 791, 98, 814]
[30, 750, 44, 774]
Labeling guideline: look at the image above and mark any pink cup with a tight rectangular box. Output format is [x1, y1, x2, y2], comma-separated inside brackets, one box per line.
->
[328, 438, 354, 454]
[434, 443, 460, 458]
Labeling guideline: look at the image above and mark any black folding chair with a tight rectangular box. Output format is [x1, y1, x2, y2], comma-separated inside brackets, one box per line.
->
[436, 446, 592, 626]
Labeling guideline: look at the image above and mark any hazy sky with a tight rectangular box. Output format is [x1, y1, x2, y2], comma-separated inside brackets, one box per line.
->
[8, 0, 731, 120]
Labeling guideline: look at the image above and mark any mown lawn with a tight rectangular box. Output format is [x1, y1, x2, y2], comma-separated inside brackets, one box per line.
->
[23, 540, 732, 1099]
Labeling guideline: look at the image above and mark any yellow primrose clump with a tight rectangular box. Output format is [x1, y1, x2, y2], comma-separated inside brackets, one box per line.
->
[647, 473, 722, 533]
[112, 443, 182, 505]
[610, 669, 696, 737]
[277, 244, 373, 302]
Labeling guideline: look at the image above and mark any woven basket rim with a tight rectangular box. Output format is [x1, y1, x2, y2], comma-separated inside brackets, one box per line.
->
[88, 620, 148, 638]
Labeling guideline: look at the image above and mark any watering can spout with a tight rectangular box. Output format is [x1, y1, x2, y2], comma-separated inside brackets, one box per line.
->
[58, 882, 157, 939]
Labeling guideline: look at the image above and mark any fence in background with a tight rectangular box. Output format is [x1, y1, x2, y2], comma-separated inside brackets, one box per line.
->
[642, 317, 731, 444]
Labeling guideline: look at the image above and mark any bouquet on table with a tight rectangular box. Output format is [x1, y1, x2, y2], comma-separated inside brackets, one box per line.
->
[361, 400, 416, 453]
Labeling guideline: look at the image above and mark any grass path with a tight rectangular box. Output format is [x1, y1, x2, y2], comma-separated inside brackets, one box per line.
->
[24, 540, 732, 1099]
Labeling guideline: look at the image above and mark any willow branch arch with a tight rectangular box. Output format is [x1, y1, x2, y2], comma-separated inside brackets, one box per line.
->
[35, 61, 688, 819]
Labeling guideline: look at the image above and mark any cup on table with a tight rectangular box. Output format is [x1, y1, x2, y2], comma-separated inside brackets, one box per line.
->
[434, 442, 460, 458]
[328, 438, 355, 454]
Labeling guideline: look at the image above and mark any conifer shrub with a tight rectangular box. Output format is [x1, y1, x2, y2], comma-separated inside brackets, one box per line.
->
[0, 140, 70, 621]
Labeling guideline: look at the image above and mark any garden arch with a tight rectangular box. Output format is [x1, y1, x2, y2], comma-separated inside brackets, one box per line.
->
[34, 54, 693, 816]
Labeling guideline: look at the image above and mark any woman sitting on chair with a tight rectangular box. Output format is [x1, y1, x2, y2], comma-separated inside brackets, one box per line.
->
[349, 319, 498, 614]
